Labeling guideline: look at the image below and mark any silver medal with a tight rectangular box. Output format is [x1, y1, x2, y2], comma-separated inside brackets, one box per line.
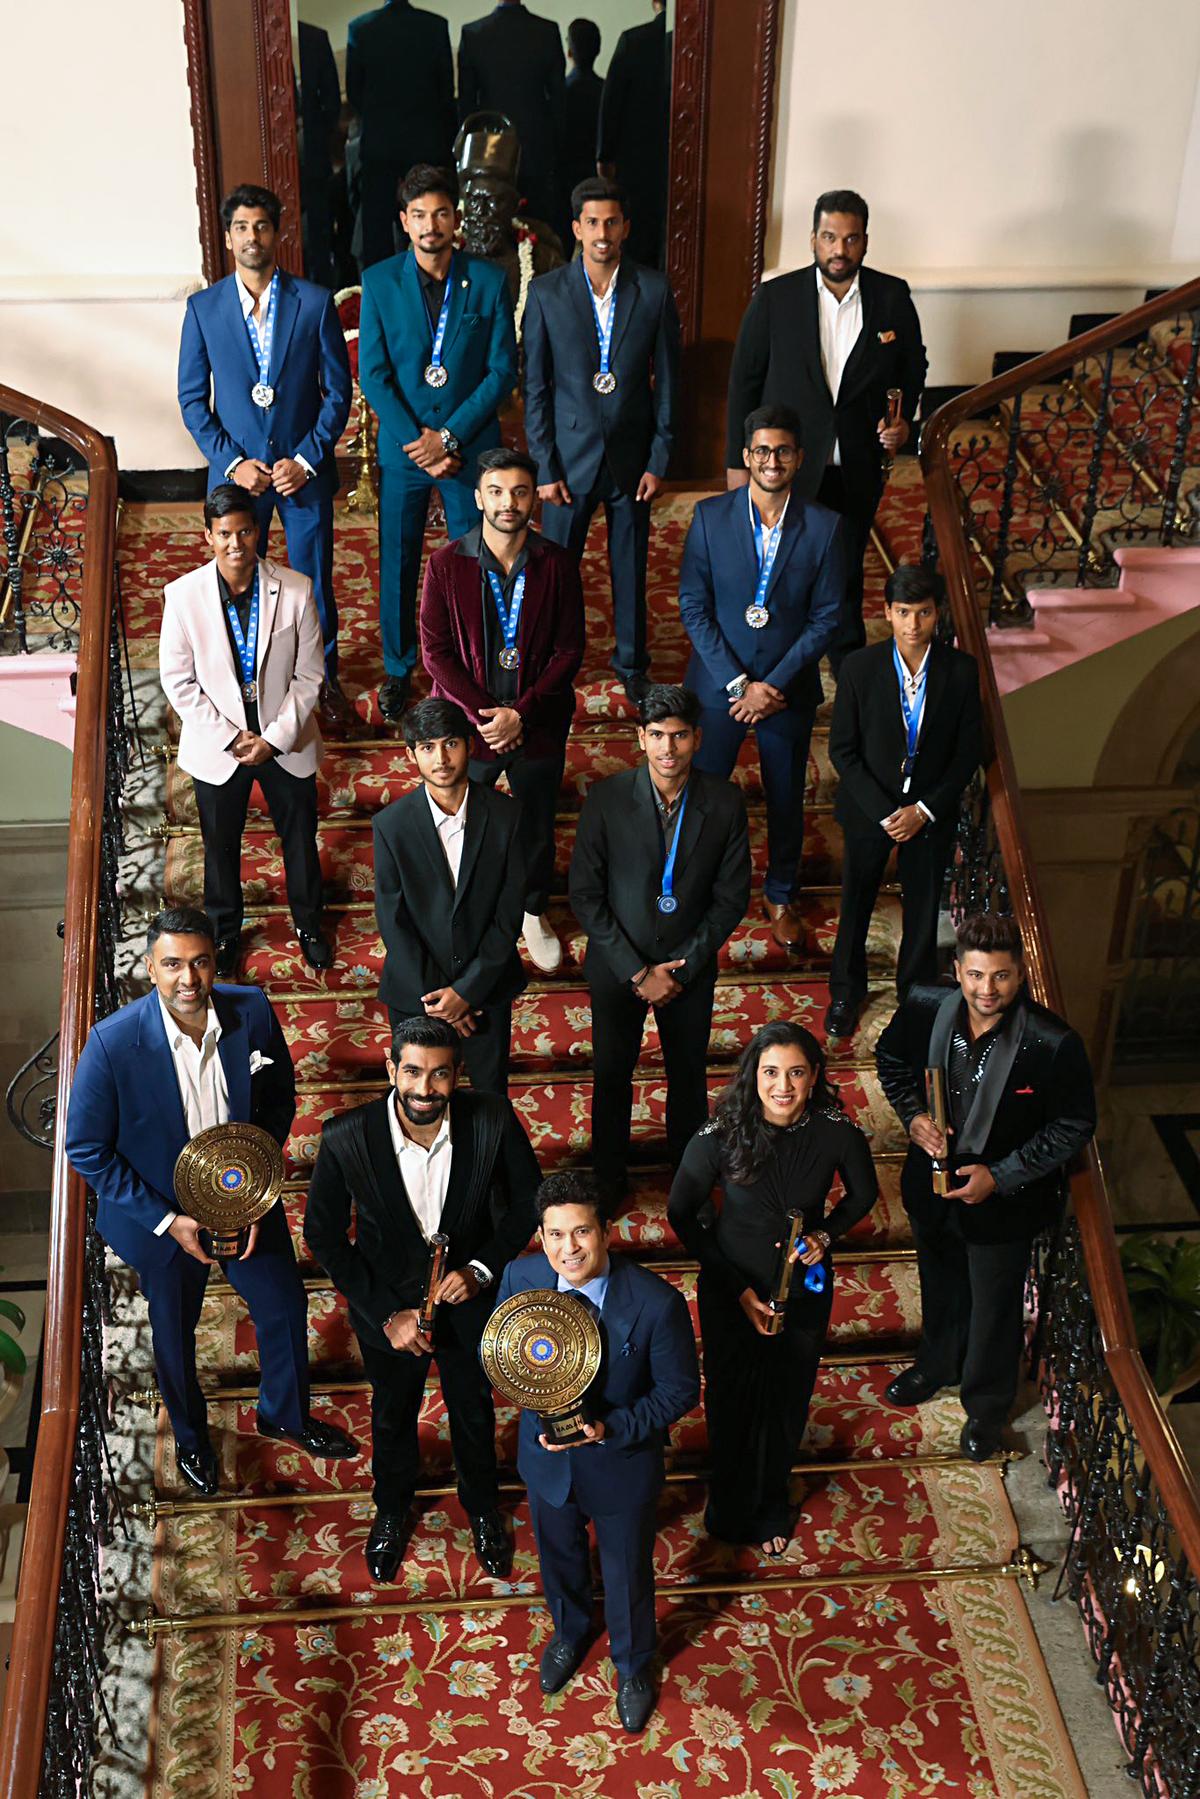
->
[424, 364, 449, 388]
[592, 371, 617, 395]
[745, 604, 770, 629]
[498, 647, 520, 671]
[242, 680, 258, 703]
[251, 382, 274, 409]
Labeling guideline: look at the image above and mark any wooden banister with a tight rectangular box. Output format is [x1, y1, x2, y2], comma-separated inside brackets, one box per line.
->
[0, 391, 118, 1797]
[920, 276, 1200, 1578]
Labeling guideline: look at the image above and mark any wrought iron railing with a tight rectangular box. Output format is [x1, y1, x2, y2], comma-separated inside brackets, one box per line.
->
[924, 280, 1200, 1798]
[932, 279, 1200, 624]
[0, 391, 124, 1796]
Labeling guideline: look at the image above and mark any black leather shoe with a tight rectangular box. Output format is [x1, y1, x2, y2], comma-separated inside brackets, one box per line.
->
[215, 935, 241, 979]
[298, 930, 334, 971]
[622, 672, 651, 708]
[257, 1413, 359, 1459]
[318, 675, 354, 733]
[469, 1509, 513, 1578]
[540, 1635, 585, 1694]
[177, 1442, 220, 1496]
[616, 1671, 656, 1734]
[824, 998, 862, 1040]
[366, 1509, 413, 1583]
[960, 1417, 1003, 1462]
[378, 675, 410, 723]
[884, 1366, 943, 1408]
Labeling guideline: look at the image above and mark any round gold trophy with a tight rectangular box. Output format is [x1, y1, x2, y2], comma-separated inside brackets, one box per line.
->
[481, 1289, 603, 1446]
[172, 1122, 285, 1259]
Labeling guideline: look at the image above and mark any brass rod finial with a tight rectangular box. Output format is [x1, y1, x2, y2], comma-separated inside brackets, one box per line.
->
[126, 1387, 163, 1410]
[1011, 1544, 1052, 1589]
[127, 1614, 157, 1641]
[128, 1500, 162, 1527]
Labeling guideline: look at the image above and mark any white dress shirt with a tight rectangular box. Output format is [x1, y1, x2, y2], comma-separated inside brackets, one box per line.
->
[589, 268, 618, 338]
[885, 644, 935, 825]
[222, 273, 315, 481]
[816, 267, 863, 467]
[155, 994, 229, 1234]
[426, 785, 468, 886]
[385, 1093, 490, 1281]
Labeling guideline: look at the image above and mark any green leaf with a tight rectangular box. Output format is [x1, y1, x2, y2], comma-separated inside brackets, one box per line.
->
[0, 1301, 25, 1333]
[765, 1772, 801, 1799]
[748, 1697, 776, 1731]
[0, 1332, 26, 1376]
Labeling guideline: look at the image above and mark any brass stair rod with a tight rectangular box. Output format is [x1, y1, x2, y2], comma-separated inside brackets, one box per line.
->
[0, 466, 48, 628]
[1059, 376, 1163, 502]
[992, 402, 1087, 551]
[130, 1547, 1051, 1638]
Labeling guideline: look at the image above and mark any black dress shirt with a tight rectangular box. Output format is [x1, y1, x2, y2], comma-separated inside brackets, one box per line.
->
[417, 261, 449, 332]
[947, 1000, 1017, 1136]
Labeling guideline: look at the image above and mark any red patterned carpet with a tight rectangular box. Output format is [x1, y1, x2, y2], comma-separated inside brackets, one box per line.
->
[123, 465, 1086, 1798]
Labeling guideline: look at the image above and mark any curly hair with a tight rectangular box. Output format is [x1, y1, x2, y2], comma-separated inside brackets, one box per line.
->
[711, 1022, 843, 1186]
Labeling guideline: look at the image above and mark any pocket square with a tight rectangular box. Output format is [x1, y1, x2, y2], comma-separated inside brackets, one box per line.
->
[621, 1341, 636, 1358]
[878, 329, 897, 344]
[1014, 1085, 1034, 1095]
[249, 1051, 274, 1074]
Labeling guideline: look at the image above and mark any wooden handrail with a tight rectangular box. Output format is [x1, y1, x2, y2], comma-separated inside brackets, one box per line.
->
[0, 392, 118, 1797]
[920, 275, 1200, 1577]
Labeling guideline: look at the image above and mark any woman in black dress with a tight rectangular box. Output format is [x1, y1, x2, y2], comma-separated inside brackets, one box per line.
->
[668, 1021, 878, 1555]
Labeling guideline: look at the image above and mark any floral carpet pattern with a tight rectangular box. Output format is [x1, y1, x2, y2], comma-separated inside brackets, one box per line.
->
[121, 465, 1084, 1798]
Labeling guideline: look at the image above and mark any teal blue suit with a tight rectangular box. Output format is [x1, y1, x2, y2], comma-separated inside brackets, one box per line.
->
[359, 250, 518, 676]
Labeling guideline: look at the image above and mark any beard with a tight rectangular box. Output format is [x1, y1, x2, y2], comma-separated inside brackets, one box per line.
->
[398, 1090, 449, 1126]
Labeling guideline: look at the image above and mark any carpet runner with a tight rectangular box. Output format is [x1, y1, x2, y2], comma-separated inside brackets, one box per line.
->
[118, 462, 1086, 1797]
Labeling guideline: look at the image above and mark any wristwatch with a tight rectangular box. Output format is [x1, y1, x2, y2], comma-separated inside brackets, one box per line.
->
[468, 1260, 492, 1290]
[727, 674, 749, 700]
[439, 428, 461, 457]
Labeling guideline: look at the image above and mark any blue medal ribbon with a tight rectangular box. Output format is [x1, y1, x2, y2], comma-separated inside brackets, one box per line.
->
[226, 566, 260, 699]
[656, 783, 689, 914]
[244, 273, 278, 389]
[425, 258, 454, 383]
[893, 641, 928, 791]
[485, 567, 525, 669]
[581, 259, 617, 391]
[746, 494, 787, 625]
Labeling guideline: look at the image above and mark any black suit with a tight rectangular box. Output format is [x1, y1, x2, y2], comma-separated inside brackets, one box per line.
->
[596, 13, 671, 267]
[569, 764, 751, 1181]
[346, 0, 457, 268]
[298, 23, 342, 287]
[524, 257, 680, 681]
[458, 4, 565, 227]
[829, 640, 982, 1003]
[726, 264, 927, 658]
[562, 66, 603, 234]
[305, 1089, 540, 1513]
[875, 984, 1096, 1422]
[373, 781, 528, 1095]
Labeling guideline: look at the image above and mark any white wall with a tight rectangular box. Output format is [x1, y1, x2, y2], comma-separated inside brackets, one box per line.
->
[300, 0, 659, 77]
[0, 3, 202, 468]
[768, 0, 1200, 384]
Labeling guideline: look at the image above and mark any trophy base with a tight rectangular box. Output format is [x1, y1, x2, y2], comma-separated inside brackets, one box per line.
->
[539, 1404, 593, 1446]
[202, 1226, 247, 1261]
[932, 1166, 955, 1197]
[763, 1302, 787, 1337]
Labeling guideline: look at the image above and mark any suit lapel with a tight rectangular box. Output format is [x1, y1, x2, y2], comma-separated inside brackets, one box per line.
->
[763, 493, 803, 599]
[568, 259, 599, 361]
[836, 270, 878, 405]
[411, 792, 457, 907]
[930, 987, 961, 1075]
[453, 789, 486, 913]
[919, 644, 948, 753]
[959, 1001, 1027, 1158]
[363, 1095, 429, 1248]
[674, 770, 709, 875]
[438, 254, 469, 362]
[213, 988, 251, 1123]
[267, 272, 300, 386]
[254, 559, 282, 671]
[800, 267, 826, 388]
[608, 262, 638, 365]
[137, 994, 189, 1143]
[436, 1095, 475, 1242]
[223, 276, 261, 384]
[205, 561, 251, 713]
[599, 1255, 646, 1363]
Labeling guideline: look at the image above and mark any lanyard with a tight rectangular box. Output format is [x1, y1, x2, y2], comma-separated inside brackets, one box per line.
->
[226, 567, 260, 693]
[893, 641, 928, 787]
[428, 259, 454, 371]
[656, 783, 689, 914]
[745, 492, 788, 625]
[581, 260, 617, 385]
[243, 273, 278, 385]
[485, 567, 525, 664]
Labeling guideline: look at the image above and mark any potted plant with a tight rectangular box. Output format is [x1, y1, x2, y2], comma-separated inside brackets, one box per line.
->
[1120, 1233, 1200, 1404]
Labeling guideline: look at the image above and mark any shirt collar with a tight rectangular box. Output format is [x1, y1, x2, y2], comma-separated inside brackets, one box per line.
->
[815, 265, 861, 308]
[748, 488, 790, 535]
[157, 992, 221, 1052]
[425, 784, 468, 833]
[895, 643, 931, 686]
[479, 534, 531, 582]
[643, 763, 689, 818]
[389, 1090, 452, 1157]
[235, 271, 276, 318]
[556, 1255, 611, 1310]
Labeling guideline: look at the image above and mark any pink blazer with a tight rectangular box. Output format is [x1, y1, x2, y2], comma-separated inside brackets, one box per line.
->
[159, 557, 324, 785]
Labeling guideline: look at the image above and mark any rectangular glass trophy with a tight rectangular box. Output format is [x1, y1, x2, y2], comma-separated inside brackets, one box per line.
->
[924, 1067, 954, 1196]
[417, 1232, 450, 1337]
[764, 1209, 807, 1336]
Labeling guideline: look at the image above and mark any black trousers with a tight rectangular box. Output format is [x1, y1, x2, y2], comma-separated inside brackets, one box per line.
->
[910, 1209, 1033, 1424]
[588, 962, 715, 1182]
[192, 761, 323, 942]
[387, 1001, 512, 1097]
[694, 702, 816, 905]
[817, 464, 879, 668]
[541, 468, 650, 682]
[359, 1325, 498, 1516]
[358, 157, 404, 269]
[528, 1486, 658, 1681]
[830, 827, 953, 1005]
[471, 747, 565, 914]
[698, 1266, 832, 1542]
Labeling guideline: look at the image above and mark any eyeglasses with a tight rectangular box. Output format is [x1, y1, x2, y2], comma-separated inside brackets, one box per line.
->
[748, 446, 799, 465]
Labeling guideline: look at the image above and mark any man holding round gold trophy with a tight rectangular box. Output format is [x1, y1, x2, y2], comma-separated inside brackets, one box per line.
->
[64, 907, 357, 1497]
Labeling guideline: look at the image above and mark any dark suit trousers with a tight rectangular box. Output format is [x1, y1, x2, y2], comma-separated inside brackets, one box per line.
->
[816, 465, 878, 668]
[528, 1484, 658, 1680]
[830, 827, 952, 1004]
[387, 1002, 512, 1097]
[250, 488, 338, 673]
[106, 1199, 308, 1453]
[359, 1331, 498, 1516]
[695, 703, 815, 905]
[471, 747, 565, 913]
[541, 467, 649, 682]
[359, 158, 403, 270]
[193, 761, 323, 942]
[379, 465, 480, 676]
[910, 1211, 1032, 1424]
[588, 962, 715, 1181]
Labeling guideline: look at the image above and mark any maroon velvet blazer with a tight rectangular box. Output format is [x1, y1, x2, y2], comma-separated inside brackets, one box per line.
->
[419, 526, 586, 761]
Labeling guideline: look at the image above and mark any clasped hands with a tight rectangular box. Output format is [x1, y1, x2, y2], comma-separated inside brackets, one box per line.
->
[231, 730, 275, 767]
[478, 706, 523, 753]
[908, 1112, 996, 1204]
[632, 958, 686, 1006]
[233, 457, 309, 498]
[421, 985, 478, 1038]
[383, 1266, 482, 1355]
[404, 426, 460, 481]
[882, 803, 926, 843]
[729, 680, 785, 725]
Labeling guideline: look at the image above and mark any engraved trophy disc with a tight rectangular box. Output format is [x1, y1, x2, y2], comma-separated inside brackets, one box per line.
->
[764, 1208, 807, 1335]
[924, 1066, 954, 1196]
[173, 1121, 285, 1259]
[481, 1289, 603, 1445]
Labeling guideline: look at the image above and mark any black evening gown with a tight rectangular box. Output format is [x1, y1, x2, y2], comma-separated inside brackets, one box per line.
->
[668, 1106, 878, 1543]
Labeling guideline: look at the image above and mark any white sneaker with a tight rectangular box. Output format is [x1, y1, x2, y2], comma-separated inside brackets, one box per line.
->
[522, 911, 563, 973]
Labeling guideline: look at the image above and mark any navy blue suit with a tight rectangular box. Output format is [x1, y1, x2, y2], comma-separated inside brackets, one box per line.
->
[64, 987, 309, 1453]
[358, 250, 518, 677]
[679, 487, 843, 903]
[494, 1251, 699, 1679]
[178, 271, 353, 672]
[523, 258, 680, 682]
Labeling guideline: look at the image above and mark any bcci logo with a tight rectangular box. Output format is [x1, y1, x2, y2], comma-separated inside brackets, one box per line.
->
[219, 1165, 246, 1192]
[527, 1335, 559, 1367]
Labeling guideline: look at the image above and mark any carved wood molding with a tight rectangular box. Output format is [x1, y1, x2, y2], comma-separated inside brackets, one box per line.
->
[666, 0, 713, 344]
[252, 0, 303, 276]
[182, 0, 222, 285]
[749, 0, 781, 291]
